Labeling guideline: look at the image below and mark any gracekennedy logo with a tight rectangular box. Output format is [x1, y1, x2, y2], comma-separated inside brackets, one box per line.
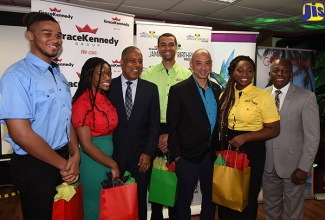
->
[302, 2, 325, 21]
[38, 8, 73, 20]
[53, 57, 74, 68]
[76, 24, 98, 34]
[61, 24, 119, 46]
[104, 17, 130, 27]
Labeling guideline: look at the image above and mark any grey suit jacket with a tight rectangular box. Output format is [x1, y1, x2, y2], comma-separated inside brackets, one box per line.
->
[264, 84, 320, 178]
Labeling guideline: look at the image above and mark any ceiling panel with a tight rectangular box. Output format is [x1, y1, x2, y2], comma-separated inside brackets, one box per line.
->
[156, 11, 200, 22]
[1, 0, 324, 36]
[122, 0, 183, 11]
[208, 5, 266, 20]
[235, 0, 300, 11]
[68, 0, 119, 11]
[168, 0, 228, 16]
[117, 5, 163, 18]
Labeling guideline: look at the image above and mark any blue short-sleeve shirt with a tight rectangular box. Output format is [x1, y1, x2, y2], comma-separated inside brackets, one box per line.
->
[0, 52, 72, 155]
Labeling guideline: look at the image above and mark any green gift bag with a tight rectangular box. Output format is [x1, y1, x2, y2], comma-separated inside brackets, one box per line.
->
[148, 157, 177, 207]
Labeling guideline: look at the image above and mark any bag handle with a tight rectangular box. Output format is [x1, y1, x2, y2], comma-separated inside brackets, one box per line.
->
[112, 178, 125, 187]
[225, 144, 239, 169]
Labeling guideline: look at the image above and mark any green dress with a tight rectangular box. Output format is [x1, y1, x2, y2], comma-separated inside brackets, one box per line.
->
[80, 135, 113, 220]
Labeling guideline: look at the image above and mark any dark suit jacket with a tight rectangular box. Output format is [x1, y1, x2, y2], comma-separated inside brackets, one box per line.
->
[167, 76, 221, 164]
[108, 76, 160, 170]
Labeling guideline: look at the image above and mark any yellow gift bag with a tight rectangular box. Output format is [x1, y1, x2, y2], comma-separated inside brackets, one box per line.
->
[212, 164, 250, 212]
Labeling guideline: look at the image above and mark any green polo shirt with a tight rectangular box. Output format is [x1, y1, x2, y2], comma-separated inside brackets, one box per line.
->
[141, 62, 192, 123]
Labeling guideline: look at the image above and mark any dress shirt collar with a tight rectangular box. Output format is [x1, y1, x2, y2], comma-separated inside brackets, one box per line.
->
[234, 83, 254, 96]
[271, 82, 290, 97]
[121, 74, 138, 86]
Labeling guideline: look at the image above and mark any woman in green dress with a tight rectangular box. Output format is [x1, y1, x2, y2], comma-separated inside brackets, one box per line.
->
[72, 57, 120, 220]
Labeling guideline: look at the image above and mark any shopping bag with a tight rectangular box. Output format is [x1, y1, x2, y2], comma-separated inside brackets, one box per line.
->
[212, 165, 250, 212]
[148, 156, 177, 207]
[99, 181, 138, 220]
[52, 183, 84, 220]
[216, 145, 250, 171]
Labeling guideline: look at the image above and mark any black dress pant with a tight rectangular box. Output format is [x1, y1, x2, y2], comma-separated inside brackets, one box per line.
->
[10, 148, 68, 220]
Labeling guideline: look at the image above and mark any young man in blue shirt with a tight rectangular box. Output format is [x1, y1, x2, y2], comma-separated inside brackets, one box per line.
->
[0, 12, 80, 220]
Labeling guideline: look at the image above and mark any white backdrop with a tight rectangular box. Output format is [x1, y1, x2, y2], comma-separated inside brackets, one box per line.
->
[32, 0, 134, 95]
[0, 26, 29, 155]
[136, 21, 212, 71]
[210, 31, 258, 89]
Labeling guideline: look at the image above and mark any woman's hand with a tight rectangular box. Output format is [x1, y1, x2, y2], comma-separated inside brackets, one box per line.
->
[110, 163, 120, 179]
[229, 133, 247, 148]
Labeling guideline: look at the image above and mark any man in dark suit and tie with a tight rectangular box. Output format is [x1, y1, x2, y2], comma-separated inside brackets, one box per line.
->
[263, 58, 320, 220]
[167, 49, 221, 220]
[108, 46, 160, 220]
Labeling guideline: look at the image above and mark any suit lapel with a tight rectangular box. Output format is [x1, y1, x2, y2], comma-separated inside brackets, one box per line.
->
[187, 77, 209, 117]
[114, 76, 129, 120]
[131, 79, 143, 119]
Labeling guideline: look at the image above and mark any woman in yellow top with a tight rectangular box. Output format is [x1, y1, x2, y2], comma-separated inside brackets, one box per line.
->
[218, 55, 280, 220]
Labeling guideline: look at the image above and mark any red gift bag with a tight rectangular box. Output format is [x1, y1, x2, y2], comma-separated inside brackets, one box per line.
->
[99, 182, 138, 220]
[216, 146, 250, 171]
[52, 183, 84, 220]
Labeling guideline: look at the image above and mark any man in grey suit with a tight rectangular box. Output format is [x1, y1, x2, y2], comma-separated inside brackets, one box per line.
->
[263, 58, 320, 220]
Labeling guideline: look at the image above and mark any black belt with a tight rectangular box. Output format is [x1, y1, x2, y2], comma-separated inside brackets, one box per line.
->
[160, 123, 167, 128]
[55, 144, 68, 154]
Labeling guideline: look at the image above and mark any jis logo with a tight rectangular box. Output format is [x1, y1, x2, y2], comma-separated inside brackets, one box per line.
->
[302, 2, 325, 21]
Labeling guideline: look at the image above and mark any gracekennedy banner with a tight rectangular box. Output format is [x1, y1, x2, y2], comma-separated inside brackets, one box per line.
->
[32, 0, 134, 94]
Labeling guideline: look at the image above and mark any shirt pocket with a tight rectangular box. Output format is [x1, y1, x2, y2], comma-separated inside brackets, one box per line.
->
[35, 89, 57, 113]
[242, 102, 260, 123]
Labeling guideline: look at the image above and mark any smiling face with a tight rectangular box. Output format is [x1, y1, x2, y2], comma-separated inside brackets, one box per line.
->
[158, 36, 177, 61]
[121, 48, 143, 80]
[269, 58, 293, 89]
[190, 50, 212, 81]
[233, 60, 255, 90]
[28, 20, 62, 64]
[91, 63, 112, 93]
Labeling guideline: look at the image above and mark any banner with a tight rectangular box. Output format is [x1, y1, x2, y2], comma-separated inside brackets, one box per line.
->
[0, 26, 29, 156]
[256, 46, 316, 91]
[32, 0, 134, 94]
[136, 21, 212, 71]
[210, 31, 258, 90]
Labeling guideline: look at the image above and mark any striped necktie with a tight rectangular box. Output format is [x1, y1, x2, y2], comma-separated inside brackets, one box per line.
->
[275, 89, 281, 110]
[125, 81, 133, 120]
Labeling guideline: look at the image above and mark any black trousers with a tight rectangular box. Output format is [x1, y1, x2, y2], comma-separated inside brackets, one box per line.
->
[175, 153, 216, 220]
[218, 129, 266, 220]
[10, 148, 68, 220]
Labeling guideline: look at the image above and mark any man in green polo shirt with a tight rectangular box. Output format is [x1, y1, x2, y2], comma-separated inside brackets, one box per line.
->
[141, 33, 192, 220]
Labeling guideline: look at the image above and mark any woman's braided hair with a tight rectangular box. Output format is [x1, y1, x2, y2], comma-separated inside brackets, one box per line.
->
[72, 57, 111, 128]
[219, 55, 256, 149]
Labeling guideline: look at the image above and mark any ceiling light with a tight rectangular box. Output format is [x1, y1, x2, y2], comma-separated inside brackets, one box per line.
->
[217, 0, 238, 3]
